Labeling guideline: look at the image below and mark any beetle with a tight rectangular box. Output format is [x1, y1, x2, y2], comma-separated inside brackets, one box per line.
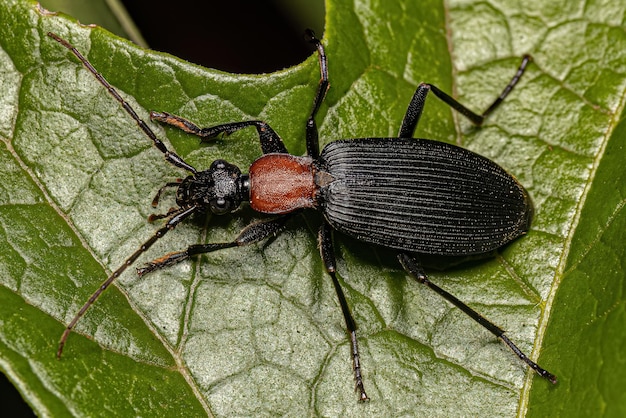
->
[48, 30, 556, 401]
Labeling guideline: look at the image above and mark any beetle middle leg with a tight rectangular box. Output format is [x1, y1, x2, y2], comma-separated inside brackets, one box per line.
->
[398, 55, 532, 137]
[303, 29, 329, 159]
[319, 222, 369, 401]
[397, 252, 557, 383]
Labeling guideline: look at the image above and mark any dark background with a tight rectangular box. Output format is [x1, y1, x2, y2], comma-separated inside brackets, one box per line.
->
[2, 0, 324, 415]
[120, 0, 325, 73]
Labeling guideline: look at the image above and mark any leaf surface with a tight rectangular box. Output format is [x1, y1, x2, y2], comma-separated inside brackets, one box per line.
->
[0, 0, 624, 416]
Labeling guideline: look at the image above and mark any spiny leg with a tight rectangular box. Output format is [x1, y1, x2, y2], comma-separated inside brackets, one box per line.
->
[303, 29, 329, 159]
[137, 215, 293, 276]
[398, 55, 532, 137]
[319, 222, 369, 401]
[47, 33, 198, 174]
[397, 252, 557, 384]
[57, 205, 198, 358]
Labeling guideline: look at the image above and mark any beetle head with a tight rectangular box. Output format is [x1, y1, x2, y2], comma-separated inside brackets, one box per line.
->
[177, 159, 248, 215]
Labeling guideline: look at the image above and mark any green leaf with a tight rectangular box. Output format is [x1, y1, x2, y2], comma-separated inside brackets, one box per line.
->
[526, 96, 626, 416]
[38, 0, 147, 46]
[0, 0, 624, 416]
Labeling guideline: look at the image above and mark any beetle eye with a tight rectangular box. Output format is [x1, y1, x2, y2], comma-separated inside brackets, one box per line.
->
[210, 197, 231, 214]
[211, 160, 227, 170]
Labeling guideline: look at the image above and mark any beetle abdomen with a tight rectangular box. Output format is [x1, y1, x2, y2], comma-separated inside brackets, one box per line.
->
[318, 138, 532, 255]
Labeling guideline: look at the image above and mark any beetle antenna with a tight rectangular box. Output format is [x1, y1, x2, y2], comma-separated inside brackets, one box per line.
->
[57, 206, 197, 358]
[47, 32, 197, 174]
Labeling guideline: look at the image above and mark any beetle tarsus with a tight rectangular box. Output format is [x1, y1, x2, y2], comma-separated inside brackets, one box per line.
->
[351, 330, 369, 401]
[499, 334, 557, 383]
[137, 250, 189, 276]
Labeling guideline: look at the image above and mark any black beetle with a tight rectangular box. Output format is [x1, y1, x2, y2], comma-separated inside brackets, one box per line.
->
[48, 30, 556, 401]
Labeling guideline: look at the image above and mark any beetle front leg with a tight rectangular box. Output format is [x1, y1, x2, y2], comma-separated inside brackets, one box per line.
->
[137, 215, 292, 276]
[150, 111, 288, 154]
[319, 222, 369, 402]
[397, 252, 557, 384]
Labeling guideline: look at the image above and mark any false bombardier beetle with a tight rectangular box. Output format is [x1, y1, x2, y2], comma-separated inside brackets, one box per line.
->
[49, 30, 556, 401]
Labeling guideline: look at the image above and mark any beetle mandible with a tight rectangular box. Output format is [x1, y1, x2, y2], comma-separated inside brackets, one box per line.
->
[48, 30, 556, 401]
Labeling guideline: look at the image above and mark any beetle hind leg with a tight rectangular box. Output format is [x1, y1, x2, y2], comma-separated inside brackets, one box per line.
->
[397, 252, 557, 383]
[398, 55, 532, 137]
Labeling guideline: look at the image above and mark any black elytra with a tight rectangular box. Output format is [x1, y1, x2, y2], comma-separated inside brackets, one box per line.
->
[48, 30, 556, 402]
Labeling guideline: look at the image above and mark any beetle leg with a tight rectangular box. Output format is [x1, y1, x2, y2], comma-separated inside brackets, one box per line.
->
[150, 111, 288, 154]
[397, 252, 557, 384]
[399, 55, 532, 136]
[303, 30, 329, 159]
[319, 222, 369, 402]
[398, 83, 434, 137]
[136, 215, 292, 276]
